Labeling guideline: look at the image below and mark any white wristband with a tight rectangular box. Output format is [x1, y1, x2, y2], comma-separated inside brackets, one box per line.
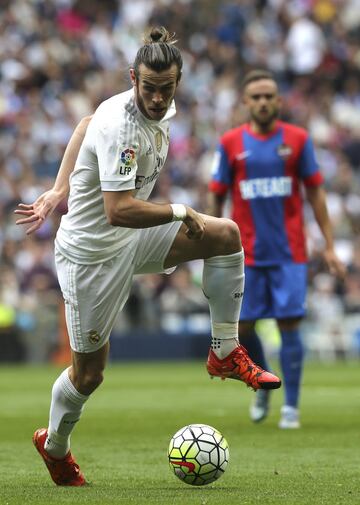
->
[170, 203, 187, 222]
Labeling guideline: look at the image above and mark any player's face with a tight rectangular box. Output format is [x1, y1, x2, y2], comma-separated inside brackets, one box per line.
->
[131, 63, 180, 121]
[243, 79, 281, 129]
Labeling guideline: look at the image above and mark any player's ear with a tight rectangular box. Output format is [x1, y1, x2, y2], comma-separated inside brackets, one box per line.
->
[176, 71, 182, 85]
[129, 68, 137, 86]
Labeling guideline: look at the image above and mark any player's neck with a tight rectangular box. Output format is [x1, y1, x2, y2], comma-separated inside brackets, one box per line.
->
[250, 119, 277, 135]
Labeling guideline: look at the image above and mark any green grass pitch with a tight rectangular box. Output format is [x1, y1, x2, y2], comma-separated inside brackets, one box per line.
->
[0, 360, 359, 505]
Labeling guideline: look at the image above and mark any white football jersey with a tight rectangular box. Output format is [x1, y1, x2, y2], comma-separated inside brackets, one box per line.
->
[56, 88, 175, 264]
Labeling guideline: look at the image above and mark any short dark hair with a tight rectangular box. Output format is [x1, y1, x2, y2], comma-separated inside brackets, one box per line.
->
[133, 27, 183, 81]
[241, 69, 276, 91]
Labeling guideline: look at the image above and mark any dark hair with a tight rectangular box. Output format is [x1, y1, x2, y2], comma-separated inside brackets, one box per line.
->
[133, 27, 183, 81]
[241, 69, 276, 91]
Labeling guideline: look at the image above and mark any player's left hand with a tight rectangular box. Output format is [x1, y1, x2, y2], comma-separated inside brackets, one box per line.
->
[323, 248, 347, 280]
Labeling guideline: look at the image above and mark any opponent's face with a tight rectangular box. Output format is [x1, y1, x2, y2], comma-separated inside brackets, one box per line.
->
[131, 63, 180, 121]
[243, 79, 281, 130]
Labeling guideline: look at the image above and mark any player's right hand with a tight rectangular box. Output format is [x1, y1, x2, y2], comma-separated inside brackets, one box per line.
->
[14, 189, 63, 235]
[183, 206, 206, 240]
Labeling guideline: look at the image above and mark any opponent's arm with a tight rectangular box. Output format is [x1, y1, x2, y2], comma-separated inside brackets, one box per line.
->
[15, 116, 92, 234]
[103, 190, 206, 240]
[206, 192, 226, 218]
[306, 185, 346, 279]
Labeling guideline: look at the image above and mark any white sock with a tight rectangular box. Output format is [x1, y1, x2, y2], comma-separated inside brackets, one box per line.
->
[203, 250, 245, 358]
[45, 368, 89, 459]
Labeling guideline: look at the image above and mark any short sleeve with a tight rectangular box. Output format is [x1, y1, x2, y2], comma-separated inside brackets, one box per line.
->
[208, 144, 232, 195]
[298, 136, 324, 186]
[95, 116, 142, 192]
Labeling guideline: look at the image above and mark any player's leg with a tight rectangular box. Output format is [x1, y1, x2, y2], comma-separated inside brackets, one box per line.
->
[238, 323, 271, 372]
[238, 321, 272, 422]
[164, 215, 281, 390]
[137, 216, 242, 359]
[238, 266, 272, 372]
[165, 216, 243, 360]
[271, 263, 307, 428]
[238, 267, 274, 421]
[33, 244, 137, 485]
[277, 317, 304, 429]
[45, 343, 109, 459]
[33, 344, 109, 486]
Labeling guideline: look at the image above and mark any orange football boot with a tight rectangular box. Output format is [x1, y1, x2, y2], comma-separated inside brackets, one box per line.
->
[206, 345, 281, 391]
[33, 428, 86, 486]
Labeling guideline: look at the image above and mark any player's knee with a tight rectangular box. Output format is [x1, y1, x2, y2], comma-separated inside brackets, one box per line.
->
[217, 218, 241, 254]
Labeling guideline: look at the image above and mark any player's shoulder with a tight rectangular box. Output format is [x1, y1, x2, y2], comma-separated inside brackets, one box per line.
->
[220, 125, 246, 145]
[92, 89, 139, 141]
[278, 120, 309, 142]
[94, 90, 136, 126]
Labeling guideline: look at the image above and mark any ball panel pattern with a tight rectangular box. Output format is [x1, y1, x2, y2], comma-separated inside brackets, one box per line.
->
[168, 424, 229, 486]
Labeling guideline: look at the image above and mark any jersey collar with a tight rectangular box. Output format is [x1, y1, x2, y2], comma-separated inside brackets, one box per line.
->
[244, 120, 282, 140]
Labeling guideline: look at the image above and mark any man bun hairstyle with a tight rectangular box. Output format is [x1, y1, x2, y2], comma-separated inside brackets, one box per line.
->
[144, 26, 175, 44]
[133, 26, 183, 81]
[241, 69, 275, 91]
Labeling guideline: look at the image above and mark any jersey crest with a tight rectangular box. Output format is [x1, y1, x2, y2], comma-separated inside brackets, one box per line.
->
[277, 143, 293, 159]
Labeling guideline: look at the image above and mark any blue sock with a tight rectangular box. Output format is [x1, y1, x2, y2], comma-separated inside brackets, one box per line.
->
[279, 329, 304, 408]
[238, 331, 270, 371]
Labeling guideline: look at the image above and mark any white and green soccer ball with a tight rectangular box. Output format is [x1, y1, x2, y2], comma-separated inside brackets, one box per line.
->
[168, 424, 229, 486]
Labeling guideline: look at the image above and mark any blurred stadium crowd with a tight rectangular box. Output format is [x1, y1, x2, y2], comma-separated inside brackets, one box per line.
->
[1, 0, 360, 362]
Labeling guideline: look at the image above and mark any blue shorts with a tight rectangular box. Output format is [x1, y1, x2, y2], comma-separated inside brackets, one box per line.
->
[240, 263, 307, 321]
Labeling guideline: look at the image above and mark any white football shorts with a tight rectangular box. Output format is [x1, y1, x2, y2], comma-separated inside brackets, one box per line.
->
[55, 221, 182, 353]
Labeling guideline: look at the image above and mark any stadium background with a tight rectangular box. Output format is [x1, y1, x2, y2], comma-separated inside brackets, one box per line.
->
[0, 0, 359, 364]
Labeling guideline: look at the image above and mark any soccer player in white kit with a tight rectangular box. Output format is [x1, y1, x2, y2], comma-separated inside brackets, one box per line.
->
[15, 27, 281, 486]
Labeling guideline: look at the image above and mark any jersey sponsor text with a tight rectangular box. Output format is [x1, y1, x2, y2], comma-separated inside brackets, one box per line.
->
[239, 176, 292, 200]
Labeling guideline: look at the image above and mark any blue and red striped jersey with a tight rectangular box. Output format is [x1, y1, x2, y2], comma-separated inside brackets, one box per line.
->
[209, 120, 323, 266]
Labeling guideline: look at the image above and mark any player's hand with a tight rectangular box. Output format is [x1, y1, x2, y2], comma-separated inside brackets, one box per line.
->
[14, 189, 63, 235]
[183, 206, 206, 240]
[323, 248, 347, 280]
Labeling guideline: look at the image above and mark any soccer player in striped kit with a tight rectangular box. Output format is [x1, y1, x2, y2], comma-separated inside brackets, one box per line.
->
[208, 69, 345, 429]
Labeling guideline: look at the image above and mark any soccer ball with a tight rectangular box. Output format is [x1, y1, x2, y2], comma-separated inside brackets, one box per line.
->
[168, 424, 229, 486]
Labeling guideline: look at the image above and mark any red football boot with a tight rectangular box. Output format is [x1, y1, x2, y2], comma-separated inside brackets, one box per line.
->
[33, 428, 86, 486]
[206, 345, 281, 391]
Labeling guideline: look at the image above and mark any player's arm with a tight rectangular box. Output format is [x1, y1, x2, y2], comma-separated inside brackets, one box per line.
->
[306, 185, 346, 279]
[206, 142, 230, 218]
[103, 190, 206, 240]
[15, 115, 93, 234]
[206, 192, 226, 217]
